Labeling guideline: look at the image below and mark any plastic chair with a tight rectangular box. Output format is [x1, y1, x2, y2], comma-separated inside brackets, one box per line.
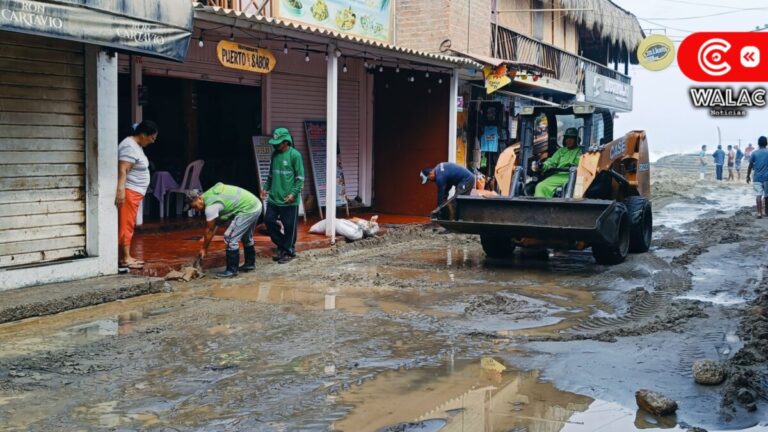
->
[165, 160, 205, 217]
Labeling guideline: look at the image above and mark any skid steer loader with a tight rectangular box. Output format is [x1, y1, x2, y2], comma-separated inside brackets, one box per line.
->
[433, 104, 652, 265]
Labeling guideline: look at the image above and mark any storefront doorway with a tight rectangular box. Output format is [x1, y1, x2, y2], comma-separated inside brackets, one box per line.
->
[372, 69, 449, 216]
[118, 75, 261, 220]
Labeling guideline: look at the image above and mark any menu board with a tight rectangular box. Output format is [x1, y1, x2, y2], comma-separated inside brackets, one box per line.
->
[304, 120, 348, 217]
[275, 0, 393, 43]
[252, 136, 305, 218]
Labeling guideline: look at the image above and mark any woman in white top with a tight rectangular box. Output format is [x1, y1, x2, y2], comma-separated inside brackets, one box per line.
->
[116, 121, 158, 269]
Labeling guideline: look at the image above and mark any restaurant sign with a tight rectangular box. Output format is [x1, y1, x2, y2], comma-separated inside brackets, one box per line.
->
[483, 65, 511, 95]
[217, 40, 276, 74]
[276, 0, 392, 43]
[584, 70, 634, 112]
[0, 0, 193, 61]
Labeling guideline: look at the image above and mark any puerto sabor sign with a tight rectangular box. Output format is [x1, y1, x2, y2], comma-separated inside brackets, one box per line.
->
[216, 40, 276, 74]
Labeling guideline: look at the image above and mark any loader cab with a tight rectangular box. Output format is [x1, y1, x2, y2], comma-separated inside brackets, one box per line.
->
[509, 105, 615, 198]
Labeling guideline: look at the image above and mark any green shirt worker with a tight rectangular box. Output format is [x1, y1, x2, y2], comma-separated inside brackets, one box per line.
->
[260, 127, 305, 264]
[186, 183, 262, 278]
[533, 128, 582, 198]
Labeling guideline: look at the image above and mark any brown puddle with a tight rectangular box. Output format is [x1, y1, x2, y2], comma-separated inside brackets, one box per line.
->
[333, 357, 593, 432]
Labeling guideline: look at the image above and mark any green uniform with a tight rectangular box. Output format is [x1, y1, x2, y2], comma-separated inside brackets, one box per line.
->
[534, 146, 581, 198]
[202, 183, 261, 221]
[264, 147, 304, 207]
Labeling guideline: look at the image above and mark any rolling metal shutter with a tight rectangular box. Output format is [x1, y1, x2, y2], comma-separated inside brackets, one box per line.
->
[0, 31, 87, 268]
[271, 73, 360, 201]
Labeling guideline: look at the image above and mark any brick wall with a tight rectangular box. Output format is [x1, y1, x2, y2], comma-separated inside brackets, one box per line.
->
[396, 0, 491, 56]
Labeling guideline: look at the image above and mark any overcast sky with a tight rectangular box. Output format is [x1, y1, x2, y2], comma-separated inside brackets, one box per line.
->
[610, 0, 768, 160]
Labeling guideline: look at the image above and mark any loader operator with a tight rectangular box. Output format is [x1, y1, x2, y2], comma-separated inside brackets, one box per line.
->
[533, 127, 581, 198]
[186, 183, 262, 279]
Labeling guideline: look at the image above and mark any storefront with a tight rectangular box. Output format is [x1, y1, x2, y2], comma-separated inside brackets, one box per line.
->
[0, 0, 193, 290]
[121, 5, 477, 227]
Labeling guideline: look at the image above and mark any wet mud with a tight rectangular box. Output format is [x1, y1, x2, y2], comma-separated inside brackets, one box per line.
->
[0, 170, 767, 431]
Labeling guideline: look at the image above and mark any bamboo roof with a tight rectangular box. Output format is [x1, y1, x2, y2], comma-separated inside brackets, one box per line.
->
[559, 0, 645, 49]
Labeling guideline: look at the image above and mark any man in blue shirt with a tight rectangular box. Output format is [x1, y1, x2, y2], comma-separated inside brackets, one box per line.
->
[747, 136, 768, 218]
[735, 144, 744, 181]
[421, 162, 475, 207]
[712, 145, 726, 181]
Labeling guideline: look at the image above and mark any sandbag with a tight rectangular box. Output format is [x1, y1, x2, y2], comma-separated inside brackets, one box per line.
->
[309, 219, 326, 234]
[350, 215, 380, 237]
[336, 219, 364, 241]
[308, 218, 364, 241]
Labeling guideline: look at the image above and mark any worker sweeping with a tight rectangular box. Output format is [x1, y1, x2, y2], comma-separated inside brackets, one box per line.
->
[185, 183, 262, 278]
[533, 127, 581, 197]
[420, 162, 476, 207]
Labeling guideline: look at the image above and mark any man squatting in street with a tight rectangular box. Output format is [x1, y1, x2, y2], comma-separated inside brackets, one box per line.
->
[261, 127, 305, 264]
[187, 183, 262, 278]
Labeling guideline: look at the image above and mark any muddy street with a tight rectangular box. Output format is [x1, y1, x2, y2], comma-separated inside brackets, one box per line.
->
[1, 175, 767, 431]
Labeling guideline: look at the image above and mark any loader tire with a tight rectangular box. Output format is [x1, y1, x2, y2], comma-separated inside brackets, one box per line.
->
[626, 196, 652, 253]
[592, 204, 630, 265]
[480, 234, 515, 258]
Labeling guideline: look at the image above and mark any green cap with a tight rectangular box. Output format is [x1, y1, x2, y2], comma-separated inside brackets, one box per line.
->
[564, 127, 579, 138]
[268, 127, 293, 145]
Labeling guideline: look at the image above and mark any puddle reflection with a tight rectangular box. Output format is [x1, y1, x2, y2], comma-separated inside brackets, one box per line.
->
[334, 357, 593, 432]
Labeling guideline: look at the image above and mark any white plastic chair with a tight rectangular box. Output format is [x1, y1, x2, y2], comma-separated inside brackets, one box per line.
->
[164, 160, 205, 217]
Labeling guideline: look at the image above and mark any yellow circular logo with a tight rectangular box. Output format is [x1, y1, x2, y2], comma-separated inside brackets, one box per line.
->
[637, 34, 676, 71]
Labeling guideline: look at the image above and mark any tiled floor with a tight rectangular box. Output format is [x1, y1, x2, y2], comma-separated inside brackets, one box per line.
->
[129, 212, 429, 276]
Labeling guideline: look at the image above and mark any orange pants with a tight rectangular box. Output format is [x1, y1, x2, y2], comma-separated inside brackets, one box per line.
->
[118, 189, 144, 247]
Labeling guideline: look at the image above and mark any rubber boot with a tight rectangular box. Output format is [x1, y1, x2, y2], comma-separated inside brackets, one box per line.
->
[216, 250, 240, 278]
[240, 245, 256, 272]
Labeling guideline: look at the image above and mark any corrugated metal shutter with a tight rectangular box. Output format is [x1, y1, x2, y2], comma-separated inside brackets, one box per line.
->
[339, 80, 360, 199]
[0, 31, 86, 268]
[271, 73, 360, 203]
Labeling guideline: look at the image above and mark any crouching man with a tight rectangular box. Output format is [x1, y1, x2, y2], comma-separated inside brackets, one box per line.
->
[186, 183, 262, 278]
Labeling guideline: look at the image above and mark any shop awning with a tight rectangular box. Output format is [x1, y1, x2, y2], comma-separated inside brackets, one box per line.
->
[194, 4, 480, 69]
[0, 0, 193, 61]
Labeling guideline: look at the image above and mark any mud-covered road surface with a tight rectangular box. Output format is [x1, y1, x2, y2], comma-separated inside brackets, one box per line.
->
[1, 172, 767, 431]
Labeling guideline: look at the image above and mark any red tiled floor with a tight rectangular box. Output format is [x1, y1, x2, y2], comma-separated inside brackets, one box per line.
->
[129, 212, 429, 277]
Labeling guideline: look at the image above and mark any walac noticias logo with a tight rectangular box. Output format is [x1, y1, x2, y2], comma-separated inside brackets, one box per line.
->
[679, 32, 768, 117]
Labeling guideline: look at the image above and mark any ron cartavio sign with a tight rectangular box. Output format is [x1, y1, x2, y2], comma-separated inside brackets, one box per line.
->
[0, 0, 193, 61]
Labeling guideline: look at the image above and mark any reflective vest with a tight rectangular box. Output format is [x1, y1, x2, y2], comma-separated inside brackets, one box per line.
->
[202, 183, 260, 221]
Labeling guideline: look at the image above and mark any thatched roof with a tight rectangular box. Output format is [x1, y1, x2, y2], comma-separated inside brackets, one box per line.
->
[559, 0, 644, 50]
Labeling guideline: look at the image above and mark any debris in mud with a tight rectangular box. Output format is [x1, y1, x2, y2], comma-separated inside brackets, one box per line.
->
[464, 294, 542, 320]
[165, 266, 204, 282]
[653, 237, 687, 250]
[692, 360, 726, 385]
[722, 289, 768, 410]
[377, 419, 448, 432]
[672, 245, 709, 266]
[635, 389, 678, 416]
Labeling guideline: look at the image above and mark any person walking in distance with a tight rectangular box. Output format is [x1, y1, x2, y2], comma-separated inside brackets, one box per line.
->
[261, 127, 305, 264]
[735, 144, 744, 181]
[745, 142, 755, 161]
[726, 145, 735, 181]
[712, 145, 725, 181]
[698, 145, 707, 180]
[747, 136, 768, 218]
